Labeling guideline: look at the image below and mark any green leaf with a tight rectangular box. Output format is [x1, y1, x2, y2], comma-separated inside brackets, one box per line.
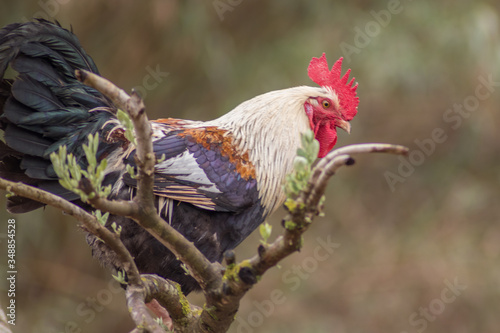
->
[93, 210, 109, 226]
[284, 130, 320, 199]
[96, 158, 108, 176]
[157, 153, 166, 164]
[111, 222, 122, 235]
[293, 156, 309, 172]
[310, 139, 320, 159]
[101, 185, 112, 198]
[49, 133, 110, 203]
[180, 263, 191, 276]
[117, 109, 137, 145]
[284, 219, 297, 230]
[259, 221, 272, 244]
[112, 270, 127, 285]
[301, 129, 314, 148]
[126, 164, 138, 179]
[93, 132, 99, 155]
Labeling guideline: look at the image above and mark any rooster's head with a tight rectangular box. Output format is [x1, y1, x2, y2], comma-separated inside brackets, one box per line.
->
[305, 53, 359, 157]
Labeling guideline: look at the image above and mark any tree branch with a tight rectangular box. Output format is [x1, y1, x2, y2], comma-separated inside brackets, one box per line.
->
[0, 178, 166, 331]
[224, 144, 409, 298]
[262, 144, 407, 272]
[0, 179, 143, 283]
[76, 69, 223, 294]
[189, 143, 409, 332]
[2, 70, 410, 332]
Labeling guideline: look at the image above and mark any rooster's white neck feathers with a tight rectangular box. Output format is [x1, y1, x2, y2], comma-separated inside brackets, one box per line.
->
[205, 86, 338, 215]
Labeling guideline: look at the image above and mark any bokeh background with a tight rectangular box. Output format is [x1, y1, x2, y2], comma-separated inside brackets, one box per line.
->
[0, 1, 499, 332]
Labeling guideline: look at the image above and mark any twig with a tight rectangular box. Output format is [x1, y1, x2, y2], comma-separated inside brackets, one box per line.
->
[0, 179, 143, 283]
[85, 196, 139, 217]
[75, 70, 130, 113]
[229, 143, 409, 290]
[195, 143, 408, 332]
[0, 179, 164, 331]
[309, 143, 408, 208]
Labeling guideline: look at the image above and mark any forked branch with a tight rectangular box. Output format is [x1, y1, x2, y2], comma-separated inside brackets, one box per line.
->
[249, 143, 408, 277]
[0, 70, 408, 333]
[214, 143, 408, 311]
[76, 69, 222, 293]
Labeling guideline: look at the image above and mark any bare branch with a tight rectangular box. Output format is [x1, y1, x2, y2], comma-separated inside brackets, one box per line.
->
[0, 178, 165, 331]
[0, 179, 143, 282]
[191, 143, 408, 332]
[314, 143, 409, 176]
[75, 69, 129, 113]
[228, 143, 409, 292]
[309, 143, 409, 208]
[89, 197, 139, 217]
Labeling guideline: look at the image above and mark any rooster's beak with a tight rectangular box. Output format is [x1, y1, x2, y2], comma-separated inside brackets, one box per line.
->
[337, 120, 351, 134]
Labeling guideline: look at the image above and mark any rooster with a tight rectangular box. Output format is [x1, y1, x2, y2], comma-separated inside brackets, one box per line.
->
[0, 20, 359, 294]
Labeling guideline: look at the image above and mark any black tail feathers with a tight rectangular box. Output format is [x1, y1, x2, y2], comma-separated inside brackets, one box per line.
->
[0, 19, 119, 213]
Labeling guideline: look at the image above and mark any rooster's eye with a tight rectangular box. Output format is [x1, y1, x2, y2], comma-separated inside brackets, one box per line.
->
[322, 100, 331, 108]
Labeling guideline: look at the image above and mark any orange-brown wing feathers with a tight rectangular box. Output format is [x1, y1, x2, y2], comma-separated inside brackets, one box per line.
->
[123, 124, 259, 213]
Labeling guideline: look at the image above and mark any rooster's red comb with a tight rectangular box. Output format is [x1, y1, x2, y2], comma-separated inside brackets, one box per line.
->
[308, 53, 359, 121]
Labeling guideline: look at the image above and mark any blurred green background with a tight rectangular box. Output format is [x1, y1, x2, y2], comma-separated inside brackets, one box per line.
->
[0, 1, 499, 332]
